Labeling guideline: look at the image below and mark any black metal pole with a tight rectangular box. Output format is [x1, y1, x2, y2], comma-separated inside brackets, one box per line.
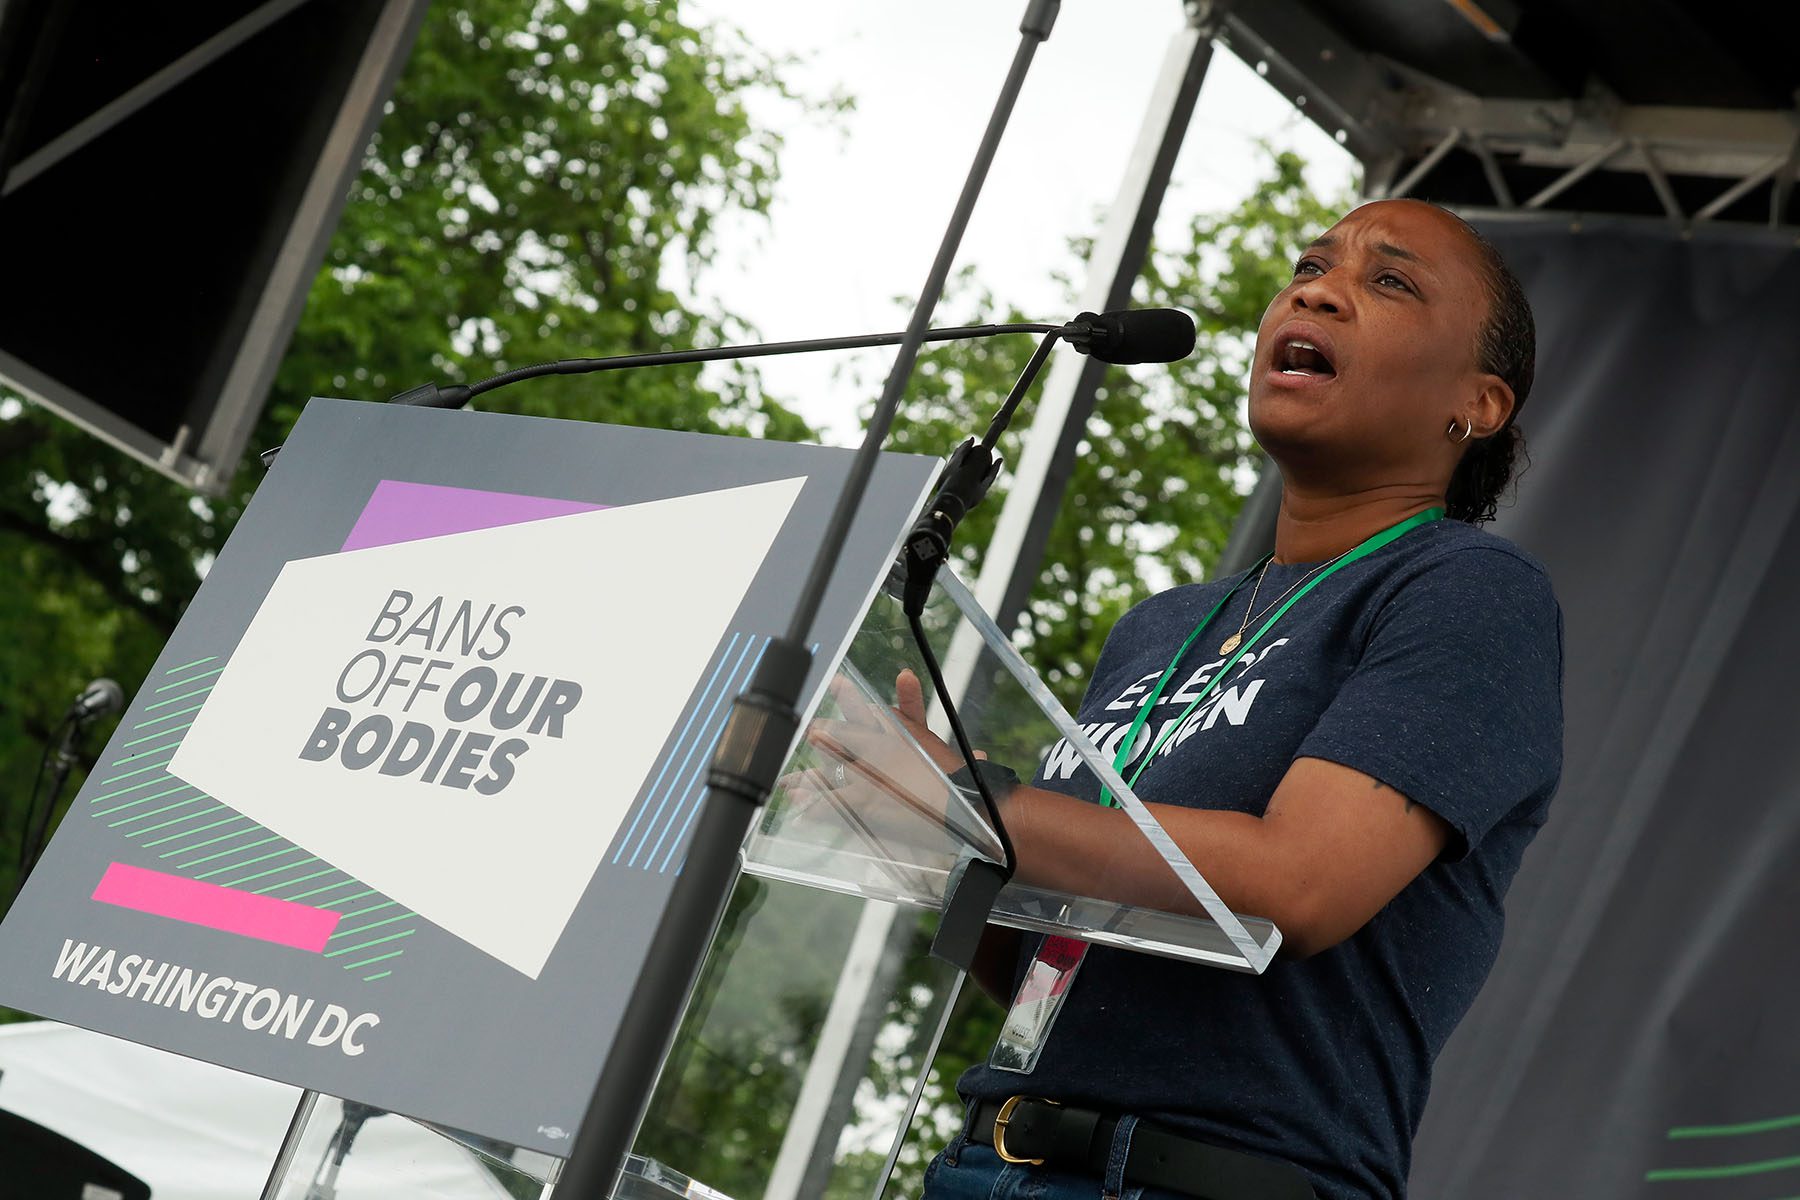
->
[551, 2, 1060, 1194]
[13, 718, 80, 907]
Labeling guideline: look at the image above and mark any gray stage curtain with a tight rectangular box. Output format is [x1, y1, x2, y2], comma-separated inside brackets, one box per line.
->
[1408, 219, 1800, 1196]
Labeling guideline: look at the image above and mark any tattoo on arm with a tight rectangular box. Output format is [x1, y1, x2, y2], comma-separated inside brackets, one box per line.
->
[1371, 776, 1417, 813]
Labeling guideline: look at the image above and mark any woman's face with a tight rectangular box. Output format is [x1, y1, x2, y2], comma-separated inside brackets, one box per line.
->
[1247, 199, 1506, 491]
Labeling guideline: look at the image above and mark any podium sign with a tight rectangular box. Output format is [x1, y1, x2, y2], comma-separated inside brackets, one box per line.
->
[0, 398, 937, 1155]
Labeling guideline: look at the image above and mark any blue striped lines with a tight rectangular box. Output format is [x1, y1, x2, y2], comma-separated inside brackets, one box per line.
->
[611, 632, 770, 872]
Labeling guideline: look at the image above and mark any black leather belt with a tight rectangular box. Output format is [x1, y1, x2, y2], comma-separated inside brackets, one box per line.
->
[968, 1097, 1317, 1200]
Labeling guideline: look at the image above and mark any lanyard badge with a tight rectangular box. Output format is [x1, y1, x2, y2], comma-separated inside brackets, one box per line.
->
[989, 507, 1443, 1074]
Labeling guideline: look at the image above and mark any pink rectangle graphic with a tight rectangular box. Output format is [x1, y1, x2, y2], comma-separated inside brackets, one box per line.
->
[92, 862, 342, 952]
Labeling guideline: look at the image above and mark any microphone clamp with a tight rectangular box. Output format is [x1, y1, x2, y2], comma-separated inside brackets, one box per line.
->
[1059, 311, 1112, 355]
[902, 437, 1002, 616]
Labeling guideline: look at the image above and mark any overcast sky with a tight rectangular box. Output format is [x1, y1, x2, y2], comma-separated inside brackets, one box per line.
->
[690, 2, 1360, 441]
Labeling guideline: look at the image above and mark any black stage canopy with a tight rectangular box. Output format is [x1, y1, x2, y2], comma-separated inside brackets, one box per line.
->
[0, 0, 426, 493]
[1221, 0, 1800, 228]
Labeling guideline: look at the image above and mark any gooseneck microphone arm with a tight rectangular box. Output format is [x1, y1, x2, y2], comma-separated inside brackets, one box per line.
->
[983, 330, 1064, 450]
[554, 1, 1062, 1193]
[383, 308, 1188, 415]
[259, 322, 1064, 466]
[386, 322, 1062, 410]
[900, 329, 1065, 618]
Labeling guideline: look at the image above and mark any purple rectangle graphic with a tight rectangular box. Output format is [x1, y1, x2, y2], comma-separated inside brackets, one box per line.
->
[341, 480, 605, 552]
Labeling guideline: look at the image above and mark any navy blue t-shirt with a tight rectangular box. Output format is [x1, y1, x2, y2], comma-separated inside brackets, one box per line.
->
[959, 516, 1564, 1200]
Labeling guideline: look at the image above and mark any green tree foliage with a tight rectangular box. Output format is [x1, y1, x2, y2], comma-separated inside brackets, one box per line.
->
[282, 0, 826, 437]
[0, 0, 819, 942]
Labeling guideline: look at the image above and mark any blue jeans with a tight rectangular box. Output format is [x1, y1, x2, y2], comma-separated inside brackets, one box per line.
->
[920, 1114, 1191, 1200]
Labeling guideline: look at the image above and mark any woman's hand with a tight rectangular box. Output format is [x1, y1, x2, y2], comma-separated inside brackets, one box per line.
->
[781, 668, 974, 827]
[883, 668, 972, 773]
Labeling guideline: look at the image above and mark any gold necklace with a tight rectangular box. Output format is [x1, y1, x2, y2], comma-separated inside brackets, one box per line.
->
[1217, 548, 1354, 655]
[1217, 559, 1272, 656]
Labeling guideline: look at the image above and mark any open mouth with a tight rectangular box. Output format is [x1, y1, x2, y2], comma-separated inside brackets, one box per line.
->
[1275, 337, 1336, 378]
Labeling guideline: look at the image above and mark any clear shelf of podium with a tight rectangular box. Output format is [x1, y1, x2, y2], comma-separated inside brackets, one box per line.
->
[744, 851, 1277, 973]
[741, 566, 1282, 975]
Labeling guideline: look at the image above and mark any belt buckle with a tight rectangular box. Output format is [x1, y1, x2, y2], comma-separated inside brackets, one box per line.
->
[993, 1095, 1058, 1165]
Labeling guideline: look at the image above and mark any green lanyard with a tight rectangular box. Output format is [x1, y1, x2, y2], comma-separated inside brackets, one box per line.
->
[1098, 506, 1444, 806]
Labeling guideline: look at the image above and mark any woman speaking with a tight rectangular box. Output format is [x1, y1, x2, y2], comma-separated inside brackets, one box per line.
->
[822, 197, 1562, 1200]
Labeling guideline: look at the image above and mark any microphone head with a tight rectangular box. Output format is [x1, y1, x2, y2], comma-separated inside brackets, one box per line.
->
[73, 678, 126, 720]
[1073, 308, 1196, 365]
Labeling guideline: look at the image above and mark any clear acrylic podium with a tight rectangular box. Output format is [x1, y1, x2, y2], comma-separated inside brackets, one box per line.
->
[742, 565, 1280, 974]
[259, 564, 1280, 1199]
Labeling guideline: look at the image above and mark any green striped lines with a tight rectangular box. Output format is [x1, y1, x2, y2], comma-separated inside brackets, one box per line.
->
[1671, 1115, 1800, 1141]
[152, 661, 225, 691]
[89, 654, 219, 814]
[91, 652, 411, 984]
[126, 814, 416, 984]
[136, 831, 417, 983]
[1648, 1110, 1800, 1186]
[322, 896, 416, 981]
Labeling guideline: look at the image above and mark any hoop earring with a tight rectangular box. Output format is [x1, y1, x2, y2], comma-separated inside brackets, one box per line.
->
[1447, 417, 1473, 443]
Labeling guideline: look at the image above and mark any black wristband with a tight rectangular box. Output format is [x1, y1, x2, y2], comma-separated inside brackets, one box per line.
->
[949, 759, 1021, 805]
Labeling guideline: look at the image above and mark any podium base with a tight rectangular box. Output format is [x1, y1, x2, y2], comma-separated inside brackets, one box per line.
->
[258, 1092, 560, 1199]
[614, 1154, 739, 1200]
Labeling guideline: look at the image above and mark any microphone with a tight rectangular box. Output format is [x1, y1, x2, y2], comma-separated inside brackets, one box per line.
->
[68, 678, 124, 722]
[1060, 308, 1196, 364]
[17, 676, 129, 896]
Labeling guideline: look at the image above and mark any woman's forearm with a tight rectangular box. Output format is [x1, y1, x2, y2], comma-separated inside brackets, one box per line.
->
[995, 754, 1451, 958]
[1000, 784, 1287, 924]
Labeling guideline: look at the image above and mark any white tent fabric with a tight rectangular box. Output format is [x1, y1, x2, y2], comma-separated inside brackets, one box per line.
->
[0, 1021, 517, 1199]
